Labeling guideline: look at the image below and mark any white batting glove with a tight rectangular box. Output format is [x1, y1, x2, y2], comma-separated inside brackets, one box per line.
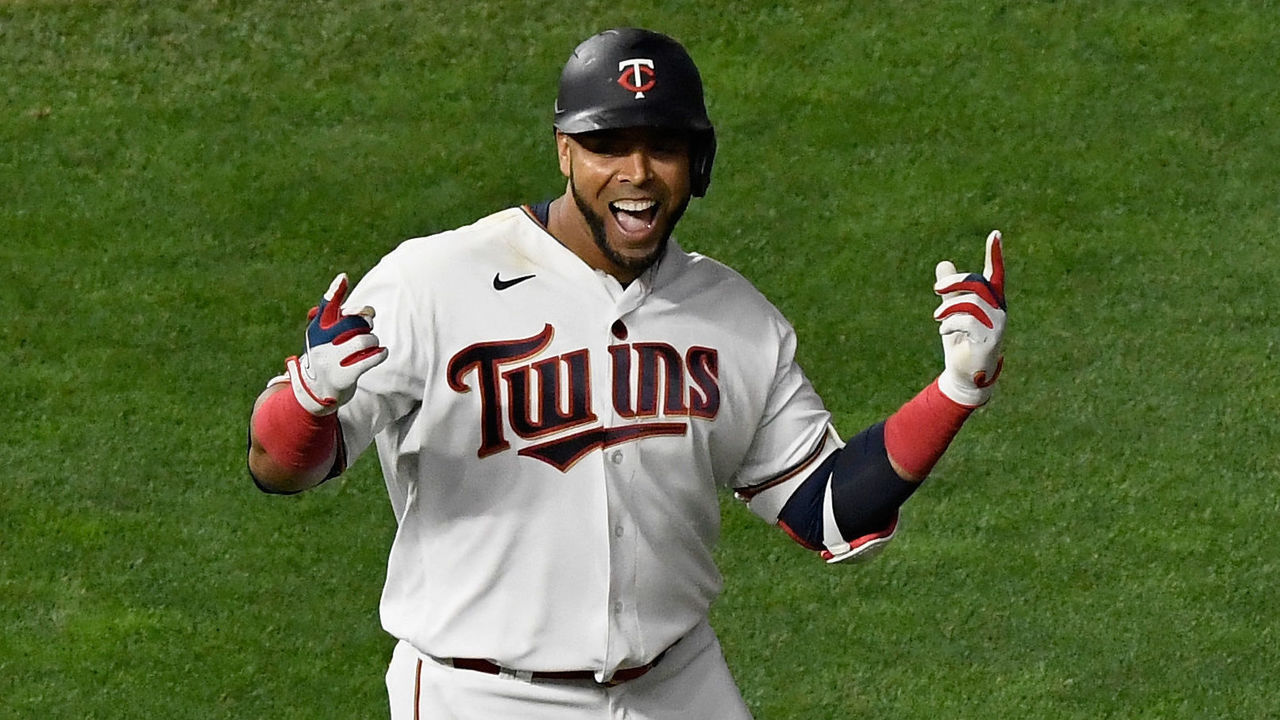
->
[933, 230, 1006, 408]
[284, 273, 389, 416]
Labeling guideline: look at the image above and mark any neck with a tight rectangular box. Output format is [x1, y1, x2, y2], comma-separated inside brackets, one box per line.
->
[546, 195, 641, 284]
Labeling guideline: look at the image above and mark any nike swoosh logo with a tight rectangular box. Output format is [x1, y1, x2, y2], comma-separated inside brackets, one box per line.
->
[493, 273, 536, 291]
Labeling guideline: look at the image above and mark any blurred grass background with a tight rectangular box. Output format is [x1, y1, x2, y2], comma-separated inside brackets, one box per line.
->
[3, 1, 1279, 717]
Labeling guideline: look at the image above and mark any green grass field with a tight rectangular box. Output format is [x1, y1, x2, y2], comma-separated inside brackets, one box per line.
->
[5, 1, 1280, 717]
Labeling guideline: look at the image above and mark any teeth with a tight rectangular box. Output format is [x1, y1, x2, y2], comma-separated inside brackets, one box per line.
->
[612, 199, 656, 212]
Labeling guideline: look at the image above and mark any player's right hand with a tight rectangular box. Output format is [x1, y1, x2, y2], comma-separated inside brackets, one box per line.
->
[285, 273, 389, 416]
[932, 231, 1006, 408]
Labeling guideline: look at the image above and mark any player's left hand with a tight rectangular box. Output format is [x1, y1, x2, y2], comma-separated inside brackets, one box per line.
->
[933, 230, 1006, 407]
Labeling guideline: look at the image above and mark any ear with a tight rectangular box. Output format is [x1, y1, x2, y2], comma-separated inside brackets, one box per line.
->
[556, 131, 572, 178]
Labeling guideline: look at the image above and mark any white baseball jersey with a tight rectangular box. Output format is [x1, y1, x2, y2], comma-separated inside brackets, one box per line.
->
[337, 205, 841, 679]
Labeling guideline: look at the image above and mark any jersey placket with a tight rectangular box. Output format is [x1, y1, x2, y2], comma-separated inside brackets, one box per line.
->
[599, 279, 652, 676]
[601, 435, 643, 675]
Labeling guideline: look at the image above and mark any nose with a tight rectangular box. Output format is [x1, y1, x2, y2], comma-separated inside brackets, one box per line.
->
[618, 148, 652, 185]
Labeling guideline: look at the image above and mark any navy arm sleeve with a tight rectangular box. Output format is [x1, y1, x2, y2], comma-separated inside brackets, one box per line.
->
[777, 422, 919, 553]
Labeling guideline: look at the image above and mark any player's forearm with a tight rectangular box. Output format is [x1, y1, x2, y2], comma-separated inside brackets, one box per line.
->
[247, 384, 339, 494]
[882, 378, 974, 482]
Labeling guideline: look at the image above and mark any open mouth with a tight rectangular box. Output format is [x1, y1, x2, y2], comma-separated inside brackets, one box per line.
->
[609, 198, 659, 235]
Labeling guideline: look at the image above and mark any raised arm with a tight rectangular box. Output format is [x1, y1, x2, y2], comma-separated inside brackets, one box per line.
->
[247, 273, 388, 494]
[748, 231, 1007, 563]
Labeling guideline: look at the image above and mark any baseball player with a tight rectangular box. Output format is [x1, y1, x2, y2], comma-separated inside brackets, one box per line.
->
[247, 27, 1006, 720]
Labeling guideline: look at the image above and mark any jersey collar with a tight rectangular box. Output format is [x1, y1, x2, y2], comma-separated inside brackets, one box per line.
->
[514, 204, 684, 311]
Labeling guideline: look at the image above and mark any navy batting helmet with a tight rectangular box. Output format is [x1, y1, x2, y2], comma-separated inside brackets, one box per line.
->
[554, 28, 717, 197]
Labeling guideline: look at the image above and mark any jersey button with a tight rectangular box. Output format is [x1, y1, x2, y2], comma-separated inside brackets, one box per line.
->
[610, 450, 624, 464]
[611, 319, 628, 340]
[615, 524, 625, 537]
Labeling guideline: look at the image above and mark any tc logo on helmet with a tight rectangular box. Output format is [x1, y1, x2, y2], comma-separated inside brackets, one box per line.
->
[617, 58, 656, 99]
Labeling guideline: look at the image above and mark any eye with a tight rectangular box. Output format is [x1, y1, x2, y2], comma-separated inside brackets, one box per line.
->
[599, 141, 630, 157]
[577, 136, 627, 156]
[651, 139, 689, 156]
[645, 131, 692, 157]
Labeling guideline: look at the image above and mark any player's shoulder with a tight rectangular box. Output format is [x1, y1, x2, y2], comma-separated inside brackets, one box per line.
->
[364, 206, 534, 283]
[679, 249, 752, 284]
[386, 207, 527, 262]
[348, 207, 530, 300]
[666, 245, 781, 311]
[660, 243, 795, 335]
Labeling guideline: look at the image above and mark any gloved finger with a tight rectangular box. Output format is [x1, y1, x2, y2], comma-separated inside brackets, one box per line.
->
[934, 260, 958, 284]
[934, 294, 998, 329]
[335, 330, 378, 354]
[330, 316, 377, 345]
[309, 311, 374, 347]
[936, 301, 994, 330]
[934, 273, 1001, 308]
[984, 231, 1005, 302]
[337, 330, 376, 361]
[319, 273, 351, 328]
[323, 273, 350, 302]
[341, 344, 389, 369]
[938, 309, 990, 340]
[936, 299, 993, 327]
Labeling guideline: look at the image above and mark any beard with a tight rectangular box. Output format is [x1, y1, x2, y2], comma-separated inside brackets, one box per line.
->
[569, 168, 689, 277]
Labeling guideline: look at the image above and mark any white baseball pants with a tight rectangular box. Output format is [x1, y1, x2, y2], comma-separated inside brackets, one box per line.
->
[385, 620, 753, 719]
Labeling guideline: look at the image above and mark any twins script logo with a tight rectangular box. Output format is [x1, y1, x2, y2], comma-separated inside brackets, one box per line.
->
[447, 324, 720, 471]
[617, 58, 656, 99]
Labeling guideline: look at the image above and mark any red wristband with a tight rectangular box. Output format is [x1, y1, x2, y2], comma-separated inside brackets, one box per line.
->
[883, 379, 973, 480]
[252, 387, 338, 473]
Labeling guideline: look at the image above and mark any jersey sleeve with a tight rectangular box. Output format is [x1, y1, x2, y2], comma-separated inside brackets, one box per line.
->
[335, 256, 426, 465]
[729, 313, 843, 523]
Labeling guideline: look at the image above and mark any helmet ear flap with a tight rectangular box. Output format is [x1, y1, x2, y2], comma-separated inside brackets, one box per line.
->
[690, 128, 716, 197]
